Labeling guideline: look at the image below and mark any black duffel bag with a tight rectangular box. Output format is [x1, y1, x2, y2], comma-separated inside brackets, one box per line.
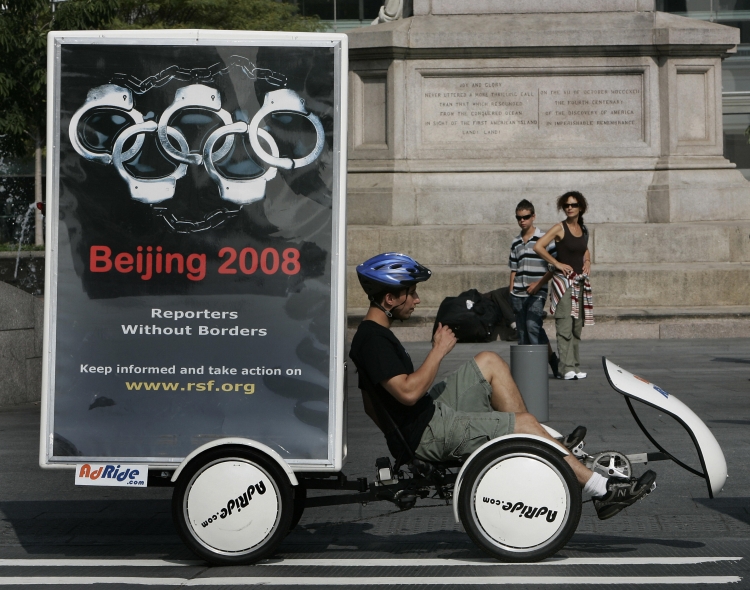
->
[432, 289, 502, 343]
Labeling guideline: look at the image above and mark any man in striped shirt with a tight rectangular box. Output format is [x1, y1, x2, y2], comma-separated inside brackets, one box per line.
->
[508, 199, 560, 377]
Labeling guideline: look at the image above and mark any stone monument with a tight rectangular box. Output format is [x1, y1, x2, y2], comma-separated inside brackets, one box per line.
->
[347, 0, 750, 340]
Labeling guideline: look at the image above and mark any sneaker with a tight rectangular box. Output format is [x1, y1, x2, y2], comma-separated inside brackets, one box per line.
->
[561, 425, 587, 450]
[575, 372, 587, 379]
[563, 371, 578, 380]
[593, 470, 657, 521]
[549, 353, 561, 379]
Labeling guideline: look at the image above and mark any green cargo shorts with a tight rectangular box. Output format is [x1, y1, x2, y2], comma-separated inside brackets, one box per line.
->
[414, 358, 516, 462]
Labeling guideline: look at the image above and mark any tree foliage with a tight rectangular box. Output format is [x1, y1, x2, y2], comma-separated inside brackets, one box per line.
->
[0, 0, 321, 160]
[110, 0, 323, 31]
[0, 0, 117, 155]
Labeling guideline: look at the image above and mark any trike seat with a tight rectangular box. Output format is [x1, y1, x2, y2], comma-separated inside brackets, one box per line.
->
[360, 388, 463, 473]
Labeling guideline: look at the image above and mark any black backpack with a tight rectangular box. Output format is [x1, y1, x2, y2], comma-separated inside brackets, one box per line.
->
[432, 289, 502, 343]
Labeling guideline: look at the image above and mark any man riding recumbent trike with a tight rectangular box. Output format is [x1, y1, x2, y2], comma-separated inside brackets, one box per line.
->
[166, 253, 727, 565]
[337, 252, 726, 563]
[156, 252, 728, 565]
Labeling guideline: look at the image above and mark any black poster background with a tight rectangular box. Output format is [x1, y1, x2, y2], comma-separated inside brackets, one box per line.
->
[52, 42, 337, 462]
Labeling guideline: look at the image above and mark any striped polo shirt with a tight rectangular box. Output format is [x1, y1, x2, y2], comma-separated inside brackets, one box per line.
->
[508, 228, 557, 298]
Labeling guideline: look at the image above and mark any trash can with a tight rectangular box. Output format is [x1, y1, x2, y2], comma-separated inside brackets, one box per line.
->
[510, 345, 549, 422]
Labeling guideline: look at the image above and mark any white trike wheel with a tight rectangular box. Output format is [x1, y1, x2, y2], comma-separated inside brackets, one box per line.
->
[458, 440, 581, 562]
[172, 446, 293, 565]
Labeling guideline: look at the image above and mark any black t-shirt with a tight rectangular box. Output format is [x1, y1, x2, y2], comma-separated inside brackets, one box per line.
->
[349, 320, 435, 459]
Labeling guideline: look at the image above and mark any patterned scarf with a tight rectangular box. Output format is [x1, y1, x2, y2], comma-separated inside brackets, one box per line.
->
[549, 271, 594, 326]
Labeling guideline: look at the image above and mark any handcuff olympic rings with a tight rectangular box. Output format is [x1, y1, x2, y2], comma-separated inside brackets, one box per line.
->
[248, 89, 325, 170]
[68, 84, 325, 206]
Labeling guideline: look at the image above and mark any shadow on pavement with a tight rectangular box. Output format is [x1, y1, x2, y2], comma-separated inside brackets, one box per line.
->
[708, 420, 750, 425]
[567, 534, 705, 553]
[0, 499, 184, 555]
[696, 497, 750, 527]
[288, 518, 468, 544]
[710, 358, 750, 364]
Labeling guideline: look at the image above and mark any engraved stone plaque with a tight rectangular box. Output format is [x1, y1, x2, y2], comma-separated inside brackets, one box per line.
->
[415, 0, 650, 15]
[421, 74, 644, 145]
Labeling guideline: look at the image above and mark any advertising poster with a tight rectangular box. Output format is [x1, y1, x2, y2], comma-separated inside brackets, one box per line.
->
[43, 32, 347, 467]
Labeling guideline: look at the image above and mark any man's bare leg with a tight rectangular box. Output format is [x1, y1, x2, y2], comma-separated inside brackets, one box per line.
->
[473, 351, 527, 413]
[514, 412, 593, 485]
[473, 351, 593, 486]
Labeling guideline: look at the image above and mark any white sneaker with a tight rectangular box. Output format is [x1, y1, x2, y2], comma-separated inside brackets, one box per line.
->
[563, 371, 578, 380]
[576, 372, 587, 379]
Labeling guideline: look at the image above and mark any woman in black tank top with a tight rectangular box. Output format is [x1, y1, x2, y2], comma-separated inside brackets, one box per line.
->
[533, 191, 592, 381]
[556, 221, 588, 275]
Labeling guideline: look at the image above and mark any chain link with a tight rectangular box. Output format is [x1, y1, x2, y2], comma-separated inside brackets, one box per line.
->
[110, 55, 287, 94]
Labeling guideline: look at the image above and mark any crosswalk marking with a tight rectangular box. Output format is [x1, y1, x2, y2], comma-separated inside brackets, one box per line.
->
[258, 557, 742, 567]
[0, 578, 184, 586]
[0, 575, 740, 586]
[0, 556, 738, 586]
[192, 577, 740, 586]
[0, 556, 740, 567]
[0, 560, 201, 568]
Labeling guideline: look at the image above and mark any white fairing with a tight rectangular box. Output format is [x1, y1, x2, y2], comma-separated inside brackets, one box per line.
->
[472, 455, 569, 550]
[186, 460, 279, 554]
[603, 358, 727, 496]
[453, 434, 568, 524]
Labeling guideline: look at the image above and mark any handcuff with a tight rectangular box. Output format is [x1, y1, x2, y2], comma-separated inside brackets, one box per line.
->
[69, 85, 145, 165]
[112, 121, 189, 204]
[156, 84, 234, 166]
[203, 123, 279, 204]
[248, 89, 325, 170]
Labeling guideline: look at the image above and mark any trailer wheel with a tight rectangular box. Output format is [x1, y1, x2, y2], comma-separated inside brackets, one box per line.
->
[172, 446, 293, 565]
[458, 439, 581, 562]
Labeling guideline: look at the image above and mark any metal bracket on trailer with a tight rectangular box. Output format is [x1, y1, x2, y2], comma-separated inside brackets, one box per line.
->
[298, 465, 457, 510]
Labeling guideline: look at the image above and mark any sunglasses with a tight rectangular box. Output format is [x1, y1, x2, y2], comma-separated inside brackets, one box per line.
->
[563, 202, 580, 209]
[515, 214, 533, 221]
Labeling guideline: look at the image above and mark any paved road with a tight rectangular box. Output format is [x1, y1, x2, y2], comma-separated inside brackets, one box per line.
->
[0, 338, 748, 587]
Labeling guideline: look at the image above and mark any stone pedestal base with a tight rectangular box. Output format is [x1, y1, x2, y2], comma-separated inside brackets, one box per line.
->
[346, 9, 750, 335]
[647, 167, 750, 222]
[349, 166, 750, 227]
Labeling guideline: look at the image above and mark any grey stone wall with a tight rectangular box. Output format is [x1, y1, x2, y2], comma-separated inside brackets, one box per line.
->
[414, 0, 657, 14]
[0, 282, 43, 406]
[346, 8, 750, 323]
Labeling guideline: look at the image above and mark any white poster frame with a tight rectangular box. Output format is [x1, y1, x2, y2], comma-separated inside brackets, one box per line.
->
[40, 30, 348, 473]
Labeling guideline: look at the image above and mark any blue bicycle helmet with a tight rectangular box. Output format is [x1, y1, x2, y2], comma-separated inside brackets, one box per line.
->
[356, 252, 431, 298]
